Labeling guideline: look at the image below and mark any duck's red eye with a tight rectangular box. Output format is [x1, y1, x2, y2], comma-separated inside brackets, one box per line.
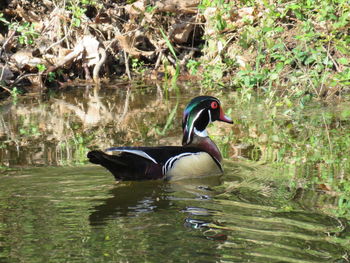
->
[211, 101, 218, 109]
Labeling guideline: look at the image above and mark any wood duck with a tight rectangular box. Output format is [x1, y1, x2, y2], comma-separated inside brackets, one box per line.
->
[87, 96, 233, 181]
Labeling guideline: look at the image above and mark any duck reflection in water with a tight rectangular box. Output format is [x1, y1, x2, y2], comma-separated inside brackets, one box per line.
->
[89, 176, 221, 226]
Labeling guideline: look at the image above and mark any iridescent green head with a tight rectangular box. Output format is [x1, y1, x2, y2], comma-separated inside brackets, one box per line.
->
[182, 96, 233, 145]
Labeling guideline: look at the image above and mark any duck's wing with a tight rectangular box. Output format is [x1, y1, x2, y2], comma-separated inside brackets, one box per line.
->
[88, 146, 206, 181]
[102, 146, 222, 180]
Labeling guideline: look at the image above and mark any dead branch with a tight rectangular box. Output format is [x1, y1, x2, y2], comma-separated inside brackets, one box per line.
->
[93, 47, 107, 82]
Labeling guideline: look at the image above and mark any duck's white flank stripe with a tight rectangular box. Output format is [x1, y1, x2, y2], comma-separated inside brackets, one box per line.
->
[105, 148, 158, 164]
[162, 152, 199, 175]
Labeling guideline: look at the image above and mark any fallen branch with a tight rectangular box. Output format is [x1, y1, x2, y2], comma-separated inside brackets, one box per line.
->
[47, 44, 84, 73]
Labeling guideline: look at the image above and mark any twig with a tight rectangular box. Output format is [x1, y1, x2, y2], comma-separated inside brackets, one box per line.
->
[155, 50, 163, 69]
[124, 50, 132, 80]
[175, 46, 201, 52]
[83, 62, 92, 80]
[166, 55, 176, 65]
[104, 38, 119, 50]
[323, 44, 341, 73]
[325, 87, 341, 101]
[0, 64, 4, 81]
[44, 35, 69, 53]
[93, 47, 107, 82]
[63, 23, 71, 49]
[0, 84, 12, 93]
[11, 73, 37, 86]
[0, 30, 16, 56]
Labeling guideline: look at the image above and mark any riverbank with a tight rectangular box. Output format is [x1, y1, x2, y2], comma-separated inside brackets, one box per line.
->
[1, 0, 349, 101]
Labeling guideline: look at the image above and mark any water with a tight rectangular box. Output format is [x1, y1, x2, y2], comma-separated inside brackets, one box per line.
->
[0, 85, 349, 262]
[0, 166, 348, 262]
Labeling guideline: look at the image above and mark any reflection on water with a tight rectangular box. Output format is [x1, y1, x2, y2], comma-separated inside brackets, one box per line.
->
[0, 85, 186, 167]
[0, 165, 349, 263]
[89, 181, 171, 225]
[0, 86, 349, 262]
[89, 175, 222, 226]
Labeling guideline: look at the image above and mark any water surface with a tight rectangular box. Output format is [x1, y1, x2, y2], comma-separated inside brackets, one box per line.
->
[0, 85, 349, 262]
[1, 165, 348, 262]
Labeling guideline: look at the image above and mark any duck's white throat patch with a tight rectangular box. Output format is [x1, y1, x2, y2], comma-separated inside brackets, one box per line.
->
[194, 127, 208, 137]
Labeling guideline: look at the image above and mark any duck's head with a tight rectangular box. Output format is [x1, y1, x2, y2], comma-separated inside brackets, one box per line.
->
[182, 96, 233, 145]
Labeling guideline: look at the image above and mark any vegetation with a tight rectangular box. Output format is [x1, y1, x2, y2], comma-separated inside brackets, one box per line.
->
[0, 0, 347, 96]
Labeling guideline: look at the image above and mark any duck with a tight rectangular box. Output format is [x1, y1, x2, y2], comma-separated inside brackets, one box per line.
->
[87, 96, 233, 181]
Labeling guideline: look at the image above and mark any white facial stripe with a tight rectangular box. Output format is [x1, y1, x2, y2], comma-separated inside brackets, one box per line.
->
[105, 148, 158, 164]
[208, 109, 212, 123]
[186, 108, 205, 144]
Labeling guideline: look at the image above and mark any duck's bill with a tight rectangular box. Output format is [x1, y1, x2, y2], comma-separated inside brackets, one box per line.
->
[219, 108, 233, 124]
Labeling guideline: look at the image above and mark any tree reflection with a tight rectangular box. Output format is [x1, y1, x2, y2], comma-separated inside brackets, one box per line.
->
[0, 86, 173, 166]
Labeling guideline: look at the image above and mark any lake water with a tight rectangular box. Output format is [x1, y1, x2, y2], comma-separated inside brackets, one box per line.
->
[0, 85, 349, 262]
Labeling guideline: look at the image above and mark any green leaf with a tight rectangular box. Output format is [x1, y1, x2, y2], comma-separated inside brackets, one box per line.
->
[160, 28, 177, 60]
[340, 109, 350, 119]
[37, 64, 47, 72]
[337, 58, 349, 65]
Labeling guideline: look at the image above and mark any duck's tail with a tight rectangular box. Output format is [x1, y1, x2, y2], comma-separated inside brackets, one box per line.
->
[87, 150, 128, 180]
[87, 150, 162, 181]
